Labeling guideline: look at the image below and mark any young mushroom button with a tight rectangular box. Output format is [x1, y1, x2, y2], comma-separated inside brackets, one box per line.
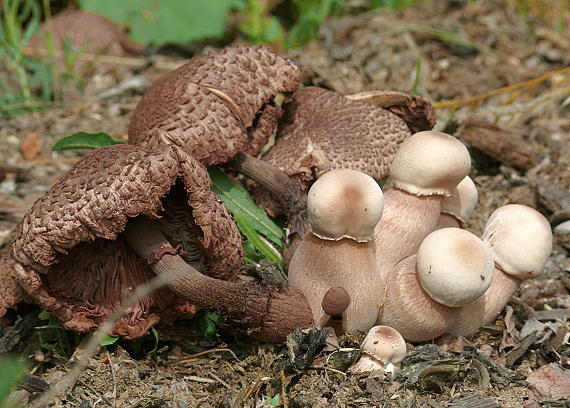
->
[348, 325, 407, 379]
[288, 169, 384, 334]
[377, 228, 494, 342]
[374, 131, 471, 282]
[449, 204, 553, 337]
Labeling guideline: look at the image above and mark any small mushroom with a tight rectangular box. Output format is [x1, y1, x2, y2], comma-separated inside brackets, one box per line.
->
[288, 169, 384, 334]
[348, 325, 407, 378]
[321, 286, 351, 334]
[373, 131, 471, 281]
[8, 144, 313, 341]
[436, 175, 479, 229]
[377, 228, 494, 342]
[128, 45, 301, 166]
[449, 204, 553, 337]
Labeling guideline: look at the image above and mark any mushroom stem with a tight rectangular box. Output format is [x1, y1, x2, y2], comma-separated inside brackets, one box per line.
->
[231, 152, 307, 228]
[123, 216, 313, 342]
[447, 269, 521, 337]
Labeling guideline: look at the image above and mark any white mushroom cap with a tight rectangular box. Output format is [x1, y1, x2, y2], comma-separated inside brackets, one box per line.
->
[348, 325, 406, 378]
[417, 228, 495, 307]
[308, 169, 384, 242]
[482, 204, 552, 279]
[440, 176, 479, 224]
[389, 131, 471, 196]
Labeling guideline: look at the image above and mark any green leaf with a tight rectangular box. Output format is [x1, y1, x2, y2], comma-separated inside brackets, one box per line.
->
[233, 212, 282, 264]
[98, 333, 120, 347]
[198, 310, 224, 341]
[52, 132, 126, 151]
[78, 0, 246, 45]
[0, 356, 27, 404]
[208, 167, 284, 249]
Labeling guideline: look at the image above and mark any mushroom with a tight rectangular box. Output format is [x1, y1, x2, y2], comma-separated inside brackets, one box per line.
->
[128, 45, 301, 166]
[449, 204, 553, 337]
[8, 144, 312, 341]
[373, 131, 471, 281]
[27, 10, 145, 67]
[348, 325, 407, 378]
[377, 228, 495, 342]
[321, 286, 351, 335]
[436, 175, 479, 229]
[287, 169, 384, 334]
[250, 86, 413, 217]
[344, 90, 437, 134]
[0, 245, 27, 317]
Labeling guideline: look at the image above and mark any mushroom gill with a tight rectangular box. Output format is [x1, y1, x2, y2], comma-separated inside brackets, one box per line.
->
[10, 144, 243, 339]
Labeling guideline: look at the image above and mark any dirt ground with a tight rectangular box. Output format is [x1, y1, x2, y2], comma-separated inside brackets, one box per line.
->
[1, 1, 570, 407]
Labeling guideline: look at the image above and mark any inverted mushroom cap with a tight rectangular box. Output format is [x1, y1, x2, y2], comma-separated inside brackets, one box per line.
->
[349, 325, 407, 378]
[129, 45, 301, 166]
[389, 131, 471, 196]
[11, 144, 243, 339]
[308, 169, 384, 241]
[0, 245, 26, 317]
[482, 204, 552, 279]
[417, 228, 495, 307]
[440, 176, 479, 224]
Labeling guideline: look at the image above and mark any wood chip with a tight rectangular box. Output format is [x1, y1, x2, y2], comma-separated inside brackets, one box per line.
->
[526, 363, 570, 402]
[458, 119, 540, 171]
[21, 132, 43, 161]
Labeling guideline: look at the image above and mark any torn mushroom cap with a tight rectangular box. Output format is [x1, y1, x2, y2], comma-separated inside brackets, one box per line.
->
[418, 228, 495, 307]
[308, 169, 384, 241]
[437, 175, 478, 228]
[129, 45, 301, 166]
[482, 204, 552, 279]
[390, 131, 471, 197]
[251, 86, 412, 217]
[349, 325, 407, 378]
[11, 144, 243, 339]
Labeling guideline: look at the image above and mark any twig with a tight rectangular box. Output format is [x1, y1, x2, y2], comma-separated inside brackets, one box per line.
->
[29, 273, 173, 408]
[308, 365, 347, 377]
[166, 348, 240, 365]
[23, 47, 184, 71]
[207, 370, 235, 391]
[74, 379, 114, 407]
[433, 65, 570, 110]
[106, 351, 117, 408]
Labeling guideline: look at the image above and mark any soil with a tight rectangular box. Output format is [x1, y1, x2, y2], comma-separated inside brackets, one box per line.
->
[1, 1, 570, 407]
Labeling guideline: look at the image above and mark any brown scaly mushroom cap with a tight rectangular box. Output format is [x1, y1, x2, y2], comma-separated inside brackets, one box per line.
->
[0, 245, 27, 317]
[257, 87, 412, 210]
[128, 45, 301, 166]
[288, 169, 384, 334]
[449, 204, 553, 337]
[344, 90, 437, 134]
[10, 144, 243, 339]
[27, 10, 145, 62]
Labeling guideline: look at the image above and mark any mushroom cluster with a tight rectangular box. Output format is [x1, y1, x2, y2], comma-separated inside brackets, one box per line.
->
[0, 44, 553, 351]
[283, 129, 553, 345]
